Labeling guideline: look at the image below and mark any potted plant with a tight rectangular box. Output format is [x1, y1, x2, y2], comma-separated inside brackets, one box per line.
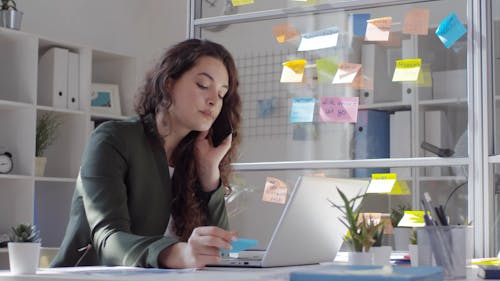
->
[369, 217, 391, 265]
[329, 188, 375, 265]
[0, 0, 23, 30]
[390, 203, 412, 251]
[8, 223, 41, 274]
[35, 112, 62, 177]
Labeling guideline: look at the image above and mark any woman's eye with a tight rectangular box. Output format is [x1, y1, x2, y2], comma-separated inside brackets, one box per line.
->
[197, 83, 208, 89]
[218, 94, 225, 100]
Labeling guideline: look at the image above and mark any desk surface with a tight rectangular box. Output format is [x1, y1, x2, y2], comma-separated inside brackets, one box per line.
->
[0, 265, 488, 281]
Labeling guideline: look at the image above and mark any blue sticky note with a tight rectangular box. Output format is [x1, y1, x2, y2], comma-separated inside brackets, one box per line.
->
[352, 13, 371, 37]
[435, 12, 466, 49]
[221, 238, 258, 254]
[257, 97, 275, 117]
[290, 97, 315, 123]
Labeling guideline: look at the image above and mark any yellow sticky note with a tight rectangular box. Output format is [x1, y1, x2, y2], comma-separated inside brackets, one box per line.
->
[262, 177, 288, 204]
[280, 59, 306, 83]
[272, 23, 300, 43]
[389, 181, 411, 195]
[403, 8, 430, 35]
[397, 210, 426, 227]
[392, 58, 422, 82]
[315, 57, 338, 83]
[231, 0, 253, 6]
[332, 63, 361, 84]
[366, 179, 396, 193]
[365, 16, 392, 41]
[417, 64, 432, 87]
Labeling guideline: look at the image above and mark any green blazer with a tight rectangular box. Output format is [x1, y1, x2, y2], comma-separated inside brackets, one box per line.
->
[50, 113, 229, 268]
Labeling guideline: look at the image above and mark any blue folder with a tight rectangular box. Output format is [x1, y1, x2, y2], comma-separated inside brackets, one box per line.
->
[290, 265, 444, 281]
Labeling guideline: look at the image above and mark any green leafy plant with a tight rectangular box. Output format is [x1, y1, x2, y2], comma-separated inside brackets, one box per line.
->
[369, 217, 385, 247]
[329, 187, 374, 252]
[9, 223, 40, 243]
[409, 228, 417, 245]
[36, 112, 62, 157]
[390, 203, 410, 227]
[1, 0, 17, 11]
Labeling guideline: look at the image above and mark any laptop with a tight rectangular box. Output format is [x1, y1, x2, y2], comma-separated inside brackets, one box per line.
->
[213, 175, 369, 268]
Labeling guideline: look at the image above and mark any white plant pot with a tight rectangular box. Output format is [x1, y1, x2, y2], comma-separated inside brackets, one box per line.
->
[348, 251, 372, 265]
[409, 244, 419, 266]
[393, 227, 412, 251]
[35, 157, 47, 177]
[371, 246, 392, 266]
[8, 242, 40, 274]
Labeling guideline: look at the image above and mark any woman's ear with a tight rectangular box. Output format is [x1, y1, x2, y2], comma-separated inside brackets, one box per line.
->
[165, 77, 174, 92]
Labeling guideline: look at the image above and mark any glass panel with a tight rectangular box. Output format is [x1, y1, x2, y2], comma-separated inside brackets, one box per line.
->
[228, 165, 468, 251]
[197, 0, 347, 19]
[493, 0, 500, 255]
[198, 0, 468, 163]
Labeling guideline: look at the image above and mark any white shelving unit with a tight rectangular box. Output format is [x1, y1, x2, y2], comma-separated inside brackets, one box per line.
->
[0, 27, 136, 254]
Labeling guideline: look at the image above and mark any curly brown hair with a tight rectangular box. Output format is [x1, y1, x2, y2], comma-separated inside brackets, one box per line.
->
[134, 39, 241, 241]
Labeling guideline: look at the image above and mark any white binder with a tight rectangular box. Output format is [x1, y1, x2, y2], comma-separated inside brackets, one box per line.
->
[38, 47, 68, 108]
[67, 52, 80, 110]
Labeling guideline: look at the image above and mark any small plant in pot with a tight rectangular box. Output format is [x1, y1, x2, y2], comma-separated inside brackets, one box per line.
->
[408, 228, 419, 266]
[329, 188, 375, 265]
[390, 203, 412, 251]
[35, 112, 62, 177]
[8, 223, 41, 274]
[0, 0, 23, 30]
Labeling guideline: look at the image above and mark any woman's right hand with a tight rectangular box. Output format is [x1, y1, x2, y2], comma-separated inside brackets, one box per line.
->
[159, 226, 238, 269]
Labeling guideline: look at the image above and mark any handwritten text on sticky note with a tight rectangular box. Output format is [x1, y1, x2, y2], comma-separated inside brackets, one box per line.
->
[231, 0, 253, 6]
[392, 58, 422, 82]
[319, 97, 359, 123]
[290, 97, 315, 123]
[262, 177, 288, 204]
[435, 12, 467, 48]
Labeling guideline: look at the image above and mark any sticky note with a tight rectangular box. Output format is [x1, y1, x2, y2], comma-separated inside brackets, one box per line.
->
[403, 8, 430, 35]
[365, 17, 392, 41]
[298, 27, 339, 51]
[319, 96, 359, 123]
[366, 179, 396, 193]
[348, 72, 373, 90]
[417, 64, 432, 87]
[221, 238, 259, 254]
[397, 211, 426, 227]
[315, 57, 338, 83]
[280, 59, 306, 83]
[272, 23, 300, 43]
[435, 12, 467, 48]
[352, 13, 371, 37]
[290, 97, 315, 123]
[332, 63, 362, 84]
[392, 58, 422, 82]
[389, 181, 411, 195]
[262, 177, 288, 204]
[257, 97, 275, 117]
[231, 0, 253, 6]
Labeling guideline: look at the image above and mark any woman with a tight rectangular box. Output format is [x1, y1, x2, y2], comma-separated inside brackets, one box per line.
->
[51, 39, 241, 269]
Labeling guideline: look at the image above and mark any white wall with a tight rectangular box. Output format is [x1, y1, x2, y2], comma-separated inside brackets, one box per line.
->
[17, 0, 188, 114]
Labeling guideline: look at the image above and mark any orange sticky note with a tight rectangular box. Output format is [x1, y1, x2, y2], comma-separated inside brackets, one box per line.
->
[272, 23, 300, 43]
[348, 71, 373, 90]
[280, 59, 307, 83]
[332, 63, 362, 84]
[365, 16, 392, 41]
[262, 177, 288, 204]
[403, 8, 430, 35]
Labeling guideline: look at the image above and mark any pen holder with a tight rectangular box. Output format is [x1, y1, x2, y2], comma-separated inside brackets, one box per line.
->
[424, 225, 466, 280]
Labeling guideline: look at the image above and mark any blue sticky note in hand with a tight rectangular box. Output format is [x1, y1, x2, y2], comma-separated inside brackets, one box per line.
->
[221, 238, 258, 254]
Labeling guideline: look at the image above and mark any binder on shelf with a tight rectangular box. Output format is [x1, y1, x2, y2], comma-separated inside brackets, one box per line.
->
[353, 110, 390, 178]
[424, 110, 452, 176]
[390, 111, 411, 177]
[66, 52, 80, 110]
[38, 47, 69, 109]
[290, 265, 444, 281]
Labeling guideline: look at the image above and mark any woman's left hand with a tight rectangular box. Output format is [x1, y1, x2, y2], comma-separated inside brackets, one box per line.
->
[194, 130, 232, 192]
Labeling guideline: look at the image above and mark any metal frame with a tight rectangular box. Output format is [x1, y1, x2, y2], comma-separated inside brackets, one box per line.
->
[188, 0, 494, 257]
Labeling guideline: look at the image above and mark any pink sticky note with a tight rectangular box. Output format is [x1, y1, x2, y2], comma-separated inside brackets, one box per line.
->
[319, 97, 359, 123]
[332, 63, 362, 84]
[262, 177, 288, 204]
[365, 17, 392, 41]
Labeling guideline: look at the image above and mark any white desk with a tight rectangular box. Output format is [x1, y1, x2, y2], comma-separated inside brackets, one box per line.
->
[0, 265, 487, 281]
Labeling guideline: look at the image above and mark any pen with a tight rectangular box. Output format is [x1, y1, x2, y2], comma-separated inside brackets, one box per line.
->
[423, 192, 442, 226]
